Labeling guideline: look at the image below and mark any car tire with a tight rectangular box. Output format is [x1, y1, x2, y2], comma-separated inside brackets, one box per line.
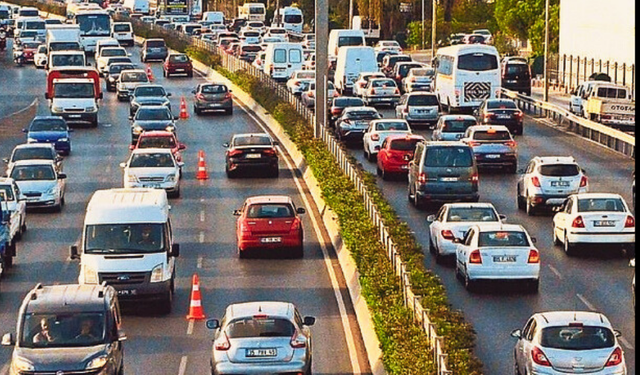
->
[563, 232, 575, 256]
[118, 364, 124, 375]
[194, 106, 201, 115]
[528, 279, 539, 293]
[367, 150, 376, 162]
[464, 271, 476, 292]
[163, 70, 167, 77]
[526, 196, 536, 216]
[171, 187, 180, 198]
[413, 187, 423, 209]
[376, 166, 382, 176]
[291, 245, 303, 259]
[3, 251, 13, 269]
[381, 167, 390, 181]
[507, 164, 517, 174]
[226, 165, 237, 179]
[159, 289, 173, 315]
[238, 247, 248, 259]
[552, 227, 561, 246]
[226, 108, 233, 115]
[514, 356, 522, 375]
[187, 71, 193, 78]
[271, 166, 279, 178]
[516, 186, 525, 210]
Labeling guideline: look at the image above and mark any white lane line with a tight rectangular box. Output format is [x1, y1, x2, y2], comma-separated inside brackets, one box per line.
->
[197, 256, 203, 269]
[177, 355, 188, 375]
[186, 320, 195, 335]
[548, 264, 562, 279]
[240, 108, 362, 374]
[0, 97, 38, 121]
[200, 198, 205, 202]
[200, 210, 205, 222]
[105, 165, 111, 173]
[576, 293, 597, 311]
[199, 231, 205, 243]
[619, 336, 634, 350]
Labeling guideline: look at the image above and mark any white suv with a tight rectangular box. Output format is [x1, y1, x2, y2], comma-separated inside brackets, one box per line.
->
[516, 156, 588, 215]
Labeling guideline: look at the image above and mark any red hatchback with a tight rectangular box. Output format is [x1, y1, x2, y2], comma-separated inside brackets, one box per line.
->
[163, 53, 193, 78]
[234, 195, 306, 259]
[376, 134, 425, 180]
[129, 131, 186, 163]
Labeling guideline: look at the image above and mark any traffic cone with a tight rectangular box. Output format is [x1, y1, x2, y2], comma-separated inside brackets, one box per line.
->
[196, 150, 209, 180]
[179, 96, 189, 119]
[146, 64, 154, 82]
[186, 273, 206, 320]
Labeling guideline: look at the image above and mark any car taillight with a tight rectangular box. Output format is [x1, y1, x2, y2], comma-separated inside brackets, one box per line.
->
[441, 230, 455, 240]
[467, 140, 480, 147]
[531, 346, 551, 366]
[409, 77, 416, 83]
[572, 216, 585, 228]
[263, 148, 277, 155]
[359, 82, 366, 87]
[269, 65, 273, 74]
[290, 330, 306, 348]
[331, 108, 341, 115]
[625, 215, 635, 228]
[333, 91, 339, 97]
[531, 176, 541, 187]
[240, 221, 250, 232]
[580, 175, 588, 187]
[370, 88, 376, 95]
[418, 172, 427, 184]
[506, 140, 517, 148]
[308, 91, 314, 98]
[454, 89, 460, 97]
[196, 93, 205, 100]
[294, 81, 301, 86]
[225, 92, 232, 99]
[527, 249, 540, 263]
[371, 134, 380, 141]
[471, 173, 479, 184]
[394, 88, 400, 94]
[605, 347, 623, 366]
[228, 149, 243, 157]
[469, 249, 482, 264]
[214, 332, 231, 351]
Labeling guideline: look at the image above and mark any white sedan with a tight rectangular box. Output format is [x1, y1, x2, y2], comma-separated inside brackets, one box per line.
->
[427, 203, 505, 263]
[362, 119, 411, 162]
[286, 70, 316, 95]
[454, 223, 540, 292]
[552, 193, 635, 256]
[353, 72, 385, 98]
[120, 148, 183, 198]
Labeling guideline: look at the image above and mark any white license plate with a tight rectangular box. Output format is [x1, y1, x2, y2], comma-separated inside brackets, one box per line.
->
[245, 153, 261, 159]
[143, 183, 161, 188]
[551, 181, 570, 187]
[441, 177, 458, 182]
[497, 114, 511, 119]
[594, 220, 616, 227]
[485, 154, 500, 159]
[493, 255, 516, 262]
[69, 114, 82, 118]
[261, 237, 282, 243]
[117, 289, 136, 296]
[246, 348, 277, 357]
[175, 68, 185, 72]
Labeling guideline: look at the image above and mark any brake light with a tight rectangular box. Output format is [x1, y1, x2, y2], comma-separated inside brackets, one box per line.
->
[371, 134, 380, 141]
[331, 108, 342, 115]
[506, 140, 517, 148]
[572, 216, 585, 228]
[441, 230, 455, 240]
[605, 347, 623, 366]
[290, 217, 301, 232]
[403, 107, 409, 113]
[262, 148, 277, 155]
[214, 332, 231, 351]
[370, 88, 376, 95]
[454, 89, 461, 97]
[580, 175, 588, 187]
[294, 81, 301, 86]
[469, 249, 482, 264]
[396, 74, 401, 80]
[531, 176, 541, 187]
[196, 93, 205, 100]
[290, 330, 307, 348]
[471, 173, 479, 184]
[308, 91, 314, 98]
[359, 82, 366, 87]
[467, 140, 480, 147]
[333, 91, 339, 97]
[418, 172, 427, 184]
[625, 216, 635, 228]
[527, 249, 540, 263]
[515, 111, 524, 118]
[225, 92, 232, 100]
[228, 149, 243, 157]
[395, 88, 400, 94]
[409, 77, 416, 83]
[531, 346, 551, 366]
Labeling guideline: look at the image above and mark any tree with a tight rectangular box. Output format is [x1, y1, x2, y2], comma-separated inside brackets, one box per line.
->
[494, 0, 559, 57]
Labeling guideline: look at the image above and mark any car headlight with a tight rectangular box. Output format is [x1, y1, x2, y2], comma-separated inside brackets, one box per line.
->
[86, 106, 96, 112]
[12, 356, 35, 371]
[165, 174, 176, 182]
[133, 125, 143, 134]
[150, 263, 164, 282]
[51, 106, 64, 112]
[27, 137, 37, 143]
[165, 125, 175, 132]
[108, 76, 116, 82]
[86, 355, 108, 370]
[58, 137, 69, 142]
[83, 266, 98, 284]
[127, 174, 138, 182]
[46, 186, 59, 196]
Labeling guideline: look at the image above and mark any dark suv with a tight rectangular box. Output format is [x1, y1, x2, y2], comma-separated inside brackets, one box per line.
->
[1, 283, 126, 375]
[501, 59, 531, 96]
[141, 38, 168, 62]
[408, 141, 479, 208]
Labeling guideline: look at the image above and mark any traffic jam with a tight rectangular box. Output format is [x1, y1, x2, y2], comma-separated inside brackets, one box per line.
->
[0, 1, 635, 374]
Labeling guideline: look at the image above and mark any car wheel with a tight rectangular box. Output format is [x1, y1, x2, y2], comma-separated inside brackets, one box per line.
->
[516, 186, 525, 210]
[163, 69, 167, 77]
[226, 166, 236, 178]
[564, 232, 575, 256]
[455, 262, 464, 281]
[194, 106, 201, 115]
[171, 187, 181, 198]
[464, 271, 476, 292]
[528, 279, 539, 293]
[367, 150, 376, 162]
[376, 166, 382, 176]
[514, 356, 521, 375]
[552, 226, 561, 246]
[413, 187, 423, 209]
[238, 247, 248, 259]
[271, 166, 279, 178]
[291, 245, 303, 259]
[3, 251, 13, 269]
[21, 221, 27, 235]
[187, 71, 193, 78]
[381, 167, 390, 181]
[118, 364, 124, 375]
[526, 196, 536, 216]
[159, 289, 173, 314]
[507, 164, 517, 174]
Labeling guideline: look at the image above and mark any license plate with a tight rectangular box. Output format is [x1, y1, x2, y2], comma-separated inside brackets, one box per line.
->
[493, 255, 516, 262]
[208, 103, 221, 107]
[441, 177, 458, 182]
[143, 183, 161, 188]
[485, 154, 500, 159]
[246, 348, 277, 357]
[117, 289, 136, 296]
[551, 181, 570, 187]
[497, 114, 511, 119]
[175, 68, 185, 72]
[401, 165, 409, 169]
[69, 114, 82, 118]
[594, 220, 616, 227]
[245, 153, 261, 159]
[261, 237, 282, 243]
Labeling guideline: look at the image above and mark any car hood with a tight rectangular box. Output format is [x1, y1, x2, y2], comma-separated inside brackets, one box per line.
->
[15, 180, 57, 193]
[28, 131, 69, 140]
[15, 344, 109, 371]
[127, 166, 177, 176]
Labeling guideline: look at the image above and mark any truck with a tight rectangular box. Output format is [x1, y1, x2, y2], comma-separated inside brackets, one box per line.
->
[122, 0, 150, 15]
[581, 82, 635, 129]
[0, 178, 26, 270]
[45, 24, 82, 55]
[238, 2, 265, 22]
[45, 67, 102, 127]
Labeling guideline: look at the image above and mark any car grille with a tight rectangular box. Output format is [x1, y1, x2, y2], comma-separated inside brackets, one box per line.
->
[19, 370, 103, 375]
[23, 192, 42, 197]
[99, 272, 148, 285]
[138, 176, 165, 182]
[464, 82, 491, 102]
[65, 108, 85, 113]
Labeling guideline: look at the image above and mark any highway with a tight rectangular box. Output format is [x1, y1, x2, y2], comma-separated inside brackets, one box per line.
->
[0, 40, 371, 375]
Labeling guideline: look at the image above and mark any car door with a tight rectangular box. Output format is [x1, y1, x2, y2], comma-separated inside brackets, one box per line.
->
[570, 84, 583, 113]
[363, 123, 374, 148]
[396, 94, 407, 118]
[515, 317, 536, 372]
[553, 197, 572, 238]
[456, 228, 475, 270]
[407, 142, 423, 187]
[519, 160, 535, 197]
[12, 182, 26, 227]
[430, 205, 446, 249]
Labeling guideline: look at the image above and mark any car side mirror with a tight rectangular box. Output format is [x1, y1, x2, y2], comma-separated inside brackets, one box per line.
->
[516, 168, 525, 174]
[530, 237, 537, 243]
[68, 128, 74, 132]
[223, 143, 230, 148]
[581, 168, 587, 174]
[296, 207, 306, 214]
[233, 209, 241, 216]
[303, 316, 316, 326]
[426, 214, 435, 222]
[128, 115, 133, 120]
[630, 259, 635, 267]
[614, 330, 622, 337]
[173, 116, 179, 120]
[69, 245, 79, 260]
[206, 319, 220, 330]
[191, 90, 196, 94]
[129, 145, 135, 150]
[2, 158, 7, 163]
[58, 173, 67, 179]
[1, 333, 14, 346]
[119, 162, 126, 168]
[22, 128, 27, 133]
[510, 329, 522, 339]
[45, 92, 50, 99]
[117, 329, 127, 341]
[167, 93, 172, 97]
[179, 143, 186, 150]
[499, 214, 507, 222]
[170, 243, 180, 257]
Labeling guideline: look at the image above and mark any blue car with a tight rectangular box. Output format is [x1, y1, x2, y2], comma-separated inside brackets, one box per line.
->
[23, 116, 72, 155]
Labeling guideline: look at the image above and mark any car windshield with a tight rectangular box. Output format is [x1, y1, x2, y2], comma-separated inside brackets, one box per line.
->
[12, 148, 54, 162]
[113, 23, 130, 32]
[49, 42, 81, 51]
[407, 95, 438, 106]
[129, 153, 175, 168]
[334, 98, 364, 107]
[447, 207, 498, 222]
[138, 136, 176, 149]
[390, 139, 420, 151]
[540, 326, 615, 350]
[486, 100, 518, 110]
[53, 83, 94, 98]
[0, 186, 15, 201]
[458, 53, 498, 71]
[51, 55, 84, 67]
[424, 147, 473, 167]
[136, 108, 172, 120]
[375, 121, 409, 131]
[247, 203, 294, 218]
[109, 64, 135, 74]
[233, 135, 271, 146]
[121, 71, 148, 82]
[577, 198, 626, 212]
[539, 164, 580, 177]
[84, 223, 165, 253]
[135, 86, 166, 97]
[442, 119, 477, 132]
[169, 54, 189, 63]
[346, 110, 379, 120]
[473, 130, 511, 141]
[30, 119, 68, 132]
[20, 312, 106, 348]
[202, 85, 227, 94]
[412, 68, 435, 77]
[10, 165, 55, 181]
[22, 41, 40, 49]
[478, 231, 529, 247]
[102, 48, 126, 57]
[226, 317, 295, 338]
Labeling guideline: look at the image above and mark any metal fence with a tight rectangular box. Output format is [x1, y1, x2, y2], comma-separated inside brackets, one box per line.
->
[554, 54, 635, 97]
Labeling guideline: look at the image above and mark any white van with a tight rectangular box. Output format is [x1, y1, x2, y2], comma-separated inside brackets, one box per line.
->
[111, 22, 133, 46]
[70, 188, 179, 313]
[122, 0, 149, 15]
[335, 46, 378, 95]
[274, 6, 303, 34]
[202, 11, 224, 25]
[328, 29, 366, 63]
[263, 42, 304, 81]
[47, 50, 86, 71]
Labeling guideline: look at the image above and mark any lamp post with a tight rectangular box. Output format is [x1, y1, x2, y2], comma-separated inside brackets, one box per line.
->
[315, 0, 328, 138]
[543, 0, 550, 102]
[431, 0, 436, 61]
[421, 0, 425, 50]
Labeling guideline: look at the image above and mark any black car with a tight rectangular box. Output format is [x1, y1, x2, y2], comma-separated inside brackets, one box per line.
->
[229, 18, 247, 33]
[105, 62, 136, 92]
[224, 133, 279, 178]
[474, 98, 524, 135]
[335, 106, 381, 143]
[130, 105, 177, 145]
[193, 82, 233, 115]
[1, 283, 126, 375]
[129, 85, 172, 116]
[329, 96, 365, 126]
[501, 59, 532, 96]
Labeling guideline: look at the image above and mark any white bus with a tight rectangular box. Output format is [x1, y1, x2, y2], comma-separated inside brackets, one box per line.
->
[273, 6, 303, 34]
[238, 2, 265, 22]
[73, 9, 112, 53]
[433, 44, 501, 112]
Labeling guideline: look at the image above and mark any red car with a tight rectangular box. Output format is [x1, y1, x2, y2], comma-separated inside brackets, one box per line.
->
[234, 195, 306, 258]
[163, 53, 193, 78]
[21, 40, 40, 63]
[376, 134, 425, 180]
[129, 131, 186, 163]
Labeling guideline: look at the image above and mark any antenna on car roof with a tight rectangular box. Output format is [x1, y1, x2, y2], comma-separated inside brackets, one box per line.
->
[258, 306, 262, 313]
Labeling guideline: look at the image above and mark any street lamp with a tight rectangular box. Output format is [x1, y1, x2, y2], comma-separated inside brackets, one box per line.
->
[421, 0, 425, 50]
[543, 0, 550, 101]
[431, 0, 436, 61]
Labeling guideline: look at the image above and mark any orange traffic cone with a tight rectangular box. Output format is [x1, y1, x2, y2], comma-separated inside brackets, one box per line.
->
[196, 150, 209, 180]
[186, 273, 206, 320]
[146, 64, 154, 82]
[179, 96, 189, 119]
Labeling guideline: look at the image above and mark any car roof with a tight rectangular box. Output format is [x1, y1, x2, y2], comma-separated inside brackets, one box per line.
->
[135, 84, 165, 89]
[344, 106, 377, 112]
[233, 133, 272, 139]
[245, 195, 293, 205]
[484, 98, 516, 104]
[439, 114, 477, 120]
[139, 131, 175, 137]
[466, 125, 511, 132]
[533, 156, 578, 164]
[226, 301, 295, 320]
[384, 134, 425, 141]
[13, 143, 55, 150]
[12, 159, 57, 167]
[444, 202, 497, 209]
[120, 69, 147, 73]
[533, 311, 611, 328]
[24, 284, 113, 314]
[31, 115, 66, 122]
[370, 119, 408, 124]
[571, 192, 624, 200]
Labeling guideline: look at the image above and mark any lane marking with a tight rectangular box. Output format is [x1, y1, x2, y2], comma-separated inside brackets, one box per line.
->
[177, 355, 188, 375]
[197, 256, 203, 269]
[200, 210, 205, 222]
[0, 97, 38, 121]
[619, 335, 634, 350]
[186, 320, 195, 335]
[240, 106, 363, 374]
[105, 165, 111, 173]
[576, 293, 596, 311]
[199, 231, 205, 243]
[548, 264, 562, 279]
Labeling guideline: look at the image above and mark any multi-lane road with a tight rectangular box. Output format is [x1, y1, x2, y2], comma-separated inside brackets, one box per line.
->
[0, 40, 372, 375]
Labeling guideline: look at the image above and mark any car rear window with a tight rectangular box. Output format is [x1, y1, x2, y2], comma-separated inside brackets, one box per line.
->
[577, 198, 625, 212]
[346, 110, 379, 120]
[297, 71, 315, 79]
[596, 87, 627, 99]
[540, 326, 615, 350]
[473, 130, 511, 141]
[539, 164, 580, 177]
[113, 23, 130, 32]
[447, 207, 498, 222]
[247, 203, 294, 218]
[442, 119, 477, 132]
[337, 36, 364, 47]
[226, 317, 295, 338]
[169, 54, 189, 63]
[505, 64, 530, 76]
[371, 80, 396, 88]
[390, 139, 420, 151]
[375, 121, 409, 131]
[486, 100, 518, 109]
[241, 45, 262, 53]
[102, 48, 126, 57]
[234, 135, 272, 146]
[139, 136, 176, 149]
[407, 95, 438, 106]
[424, 147, 473, 167]
[478, 231, 529, 247]
[202, 85, 227, 94]
[334, 98, 364, 107]
[458, 53, 498, 71]
[146, 40, 166, 48]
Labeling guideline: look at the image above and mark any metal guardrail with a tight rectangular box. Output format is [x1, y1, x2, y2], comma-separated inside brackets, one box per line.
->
[500, 88, 635, 159]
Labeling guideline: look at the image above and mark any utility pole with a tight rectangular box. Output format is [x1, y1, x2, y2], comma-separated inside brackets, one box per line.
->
[348, 0, 353, 28]
[543, 0, 550, 102]
[315, 0, 328, 138]
[421, 0, 425, 50]
[431, 0, 436, 61]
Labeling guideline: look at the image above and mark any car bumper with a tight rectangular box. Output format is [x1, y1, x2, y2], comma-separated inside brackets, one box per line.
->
[474, 153, 517, 167]
[365, 95, 400, 105]
[125, 181, 179, 193]
[51, 110, 97, 125]
[406, 83, 432, 92]
[566, 231, 635, 245]
[528, 364, 626, 375]
[529, 193, 579, 208]
[483, 118, 523, 132]
[106, 279, 171, 301]
[228, 158, 278, 170]
[379, 161, 410, 174]
[166, 68, 192, 75]
[23, 194, 61, 208]
[405, 114, 438, 124]
[417, 185, 479, 203]
[144, 51, 168, 60]
[238, 234, 302, 252]
[467, 265, 540, 281]
[117, 89, 132, 99]
[212, 359, 309, 374]
[436, 239, 458, 256]
[195, 100, 233, 111]
[338, 130, 366, 142]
